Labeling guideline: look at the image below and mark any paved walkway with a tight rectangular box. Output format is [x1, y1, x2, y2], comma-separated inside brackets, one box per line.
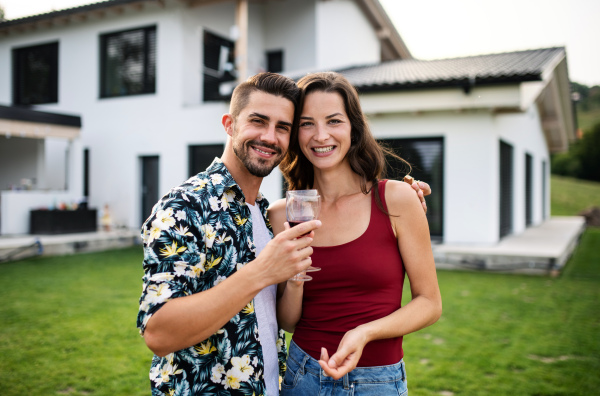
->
[433, 216, 586, 274]
[1, 217, 587, 275]
[0, 228, 140, 262]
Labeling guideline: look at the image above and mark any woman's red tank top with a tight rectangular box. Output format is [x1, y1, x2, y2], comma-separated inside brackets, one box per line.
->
[292, 179, 405, 367]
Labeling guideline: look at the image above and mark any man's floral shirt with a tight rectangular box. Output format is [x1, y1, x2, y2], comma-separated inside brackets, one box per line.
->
[137, 158, 287, 396]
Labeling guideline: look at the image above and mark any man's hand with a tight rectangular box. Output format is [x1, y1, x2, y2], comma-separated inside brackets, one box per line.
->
[403, 175, 431, 213]
[255, 220, 321, 285]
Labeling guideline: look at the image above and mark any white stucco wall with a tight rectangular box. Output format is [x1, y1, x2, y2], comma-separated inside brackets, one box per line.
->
[364, 87, 550, 245]
[315, 0, 380, 70]
[495, 105, 550, 233]
[263, 0, 317, 74]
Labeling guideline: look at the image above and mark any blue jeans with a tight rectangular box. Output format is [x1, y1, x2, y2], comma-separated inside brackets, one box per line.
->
[281, 341, 408, 395]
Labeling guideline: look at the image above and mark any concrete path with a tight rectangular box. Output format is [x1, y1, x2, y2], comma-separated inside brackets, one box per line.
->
[1, 217, 587, 275]
[433, 216, 586, 275]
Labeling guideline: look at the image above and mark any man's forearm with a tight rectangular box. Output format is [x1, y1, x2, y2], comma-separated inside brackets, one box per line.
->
[143, 263, 267, 357]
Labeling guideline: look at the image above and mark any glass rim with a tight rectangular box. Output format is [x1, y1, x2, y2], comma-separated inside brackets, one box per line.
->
[286, 189, 319, 196]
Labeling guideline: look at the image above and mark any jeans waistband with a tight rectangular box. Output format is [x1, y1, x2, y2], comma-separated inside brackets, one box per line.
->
[288, 340, 406, 385]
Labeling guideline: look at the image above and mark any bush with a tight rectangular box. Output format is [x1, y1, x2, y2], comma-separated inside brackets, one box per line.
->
[551, 121, 600, 182]
[578, 122, 600, 181]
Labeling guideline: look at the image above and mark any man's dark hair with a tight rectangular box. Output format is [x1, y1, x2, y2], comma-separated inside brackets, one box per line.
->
[230, 72, 300, 119]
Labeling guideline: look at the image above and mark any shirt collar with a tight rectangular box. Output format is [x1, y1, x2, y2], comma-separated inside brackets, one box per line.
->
[206, 158, 270, 210]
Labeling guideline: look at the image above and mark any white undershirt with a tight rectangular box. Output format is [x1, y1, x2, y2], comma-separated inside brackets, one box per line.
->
[247, 203, 279, 396]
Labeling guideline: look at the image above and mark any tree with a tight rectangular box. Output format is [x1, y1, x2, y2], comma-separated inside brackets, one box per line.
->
[0, 4, 5, 21]
[551, 121, 600, 182]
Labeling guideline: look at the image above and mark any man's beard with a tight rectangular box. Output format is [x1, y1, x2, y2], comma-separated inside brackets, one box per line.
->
[233, 138, 283, 178]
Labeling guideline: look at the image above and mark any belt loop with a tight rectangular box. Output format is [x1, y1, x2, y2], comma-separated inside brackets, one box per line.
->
[300, 354, 309, 375]
[343, 373, 350, 390]
[400, 360, 406, 381]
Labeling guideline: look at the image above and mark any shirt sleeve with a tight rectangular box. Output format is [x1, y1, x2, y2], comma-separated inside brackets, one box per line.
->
[136, 192, 206, 335]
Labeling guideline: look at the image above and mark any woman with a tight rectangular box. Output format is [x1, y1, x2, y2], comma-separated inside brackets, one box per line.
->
[268, 72, 442, 395]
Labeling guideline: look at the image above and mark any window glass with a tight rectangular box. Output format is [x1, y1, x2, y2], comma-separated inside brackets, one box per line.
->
[379, 137, 444, 239]
[100, 26, 156, 98]
[203, 30, 235, 101]
[13, 42, 59, 105]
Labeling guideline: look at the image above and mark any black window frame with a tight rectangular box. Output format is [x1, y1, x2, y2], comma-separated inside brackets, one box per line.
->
[203, 30, 236, 102]
[12, 41, 59, 105]
[99, 25, 157, 99]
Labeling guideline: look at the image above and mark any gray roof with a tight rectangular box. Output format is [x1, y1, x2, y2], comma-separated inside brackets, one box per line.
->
[337, 47, 566, 93]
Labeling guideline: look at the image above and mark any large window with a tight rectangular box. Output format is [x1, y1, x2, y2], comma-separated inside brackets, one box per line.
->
[12, 42, 59, 105]
[379, 137, 444, 240]
[100, 26, 156, 98]
[203, 30, 236, 102]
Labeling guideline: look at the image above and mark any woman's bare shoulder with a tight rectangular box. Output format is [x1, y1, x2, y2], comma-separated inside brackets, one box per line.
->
[384, 179, 422, 214]
[268, 198, 287, 234]
[268, 198, 286, 213]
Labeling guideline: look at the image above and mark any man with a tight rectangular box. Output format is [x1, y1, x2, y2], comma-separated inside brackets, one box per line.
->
[138, 73, 319, 396]
[137, 72, 430, 395]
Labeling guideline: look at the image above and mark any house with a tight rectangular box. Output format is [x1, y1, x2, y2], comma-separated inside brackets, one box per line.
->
[0, 0, 577, 250]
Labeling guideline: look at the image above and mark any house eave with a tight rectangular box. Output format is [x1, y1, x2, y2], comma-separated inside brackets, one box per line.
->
[353, 0, 412, 60]
[0, 105, 81, 140]
[0, 0, 159, 36]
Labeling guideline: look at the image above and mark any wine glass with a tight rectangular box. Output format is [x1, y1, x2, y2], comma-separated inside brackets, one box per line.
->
[286, 189, 321, 281]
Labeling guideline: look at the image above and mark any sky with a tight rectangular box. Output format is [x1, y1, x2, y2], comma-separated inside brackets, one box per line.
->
[1, 0, 599, 86]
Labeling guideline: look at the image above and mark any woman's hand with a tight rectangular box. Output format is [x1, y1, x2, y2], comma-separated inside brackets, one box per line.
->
[318, 327, 368, 380]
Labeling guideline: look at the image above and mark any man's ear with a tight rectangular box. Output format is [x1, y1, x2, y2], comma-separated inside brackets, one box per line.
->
[222, 114, 234, 137]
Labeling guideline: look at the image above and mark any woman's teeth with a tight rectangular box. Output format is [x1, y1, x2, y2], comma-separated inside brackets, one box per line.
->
[313, 146, 334, 153]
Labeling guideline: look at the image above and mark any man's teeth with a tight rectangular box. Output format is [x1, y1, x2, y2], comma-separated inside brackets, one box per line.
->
[255, 147, 271, 155]
[314, 146, 334, 153]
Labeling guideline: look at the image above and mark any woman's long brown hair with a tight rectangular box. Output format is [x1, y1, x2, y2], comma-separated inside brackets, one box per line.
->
[279, 72, 411, 213]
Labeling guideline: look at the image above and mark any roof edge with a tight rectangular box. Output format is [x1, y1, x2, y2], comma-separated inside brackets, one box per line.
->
[353, 0, 412, 60]
[0, 0, 157, 32]
[0, 105, 82, 127]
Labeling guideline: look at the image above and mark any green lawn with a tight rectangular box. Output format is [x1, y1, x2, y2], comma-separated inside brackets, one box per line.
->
[551, 174, 600, 216]
[0, 247, 150, 396]
[1, 176, 599, 395]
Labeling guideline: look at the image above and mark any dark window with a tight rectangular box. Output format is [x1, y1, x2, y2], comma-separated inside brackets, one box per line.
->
[188, 144, 224, 177]
[83, 148, 90, 198]
[499, 140, 514, 238]
[267, 50, 283, 73]
[203, 30, 236, 101]
[141, 156, 159, 224]
[379, 137, 444, 240]
[12, 42, 59, 105]
[100, 26, 156, 98]
[542, 160, 547, 220]
[525, 153, 533, 226]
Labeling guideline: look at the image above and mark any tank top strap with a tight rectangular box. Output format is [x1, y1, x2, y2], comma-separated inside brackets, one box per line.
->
[372, 179, 395, 239]
[373, 179, 389, 212]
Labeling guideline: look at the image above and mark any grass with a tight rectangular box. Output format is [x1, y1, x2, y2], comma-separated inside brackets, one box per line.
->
[0, 247, 150, 396]
[551, 174, 600, 216]
[1, 238, 599, 395]
[1, 176, 599, 395]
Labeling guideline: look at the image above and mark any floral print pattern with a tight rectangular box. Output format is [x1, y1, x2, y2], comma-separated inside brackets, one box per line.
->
[137, 158, 287, 395]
